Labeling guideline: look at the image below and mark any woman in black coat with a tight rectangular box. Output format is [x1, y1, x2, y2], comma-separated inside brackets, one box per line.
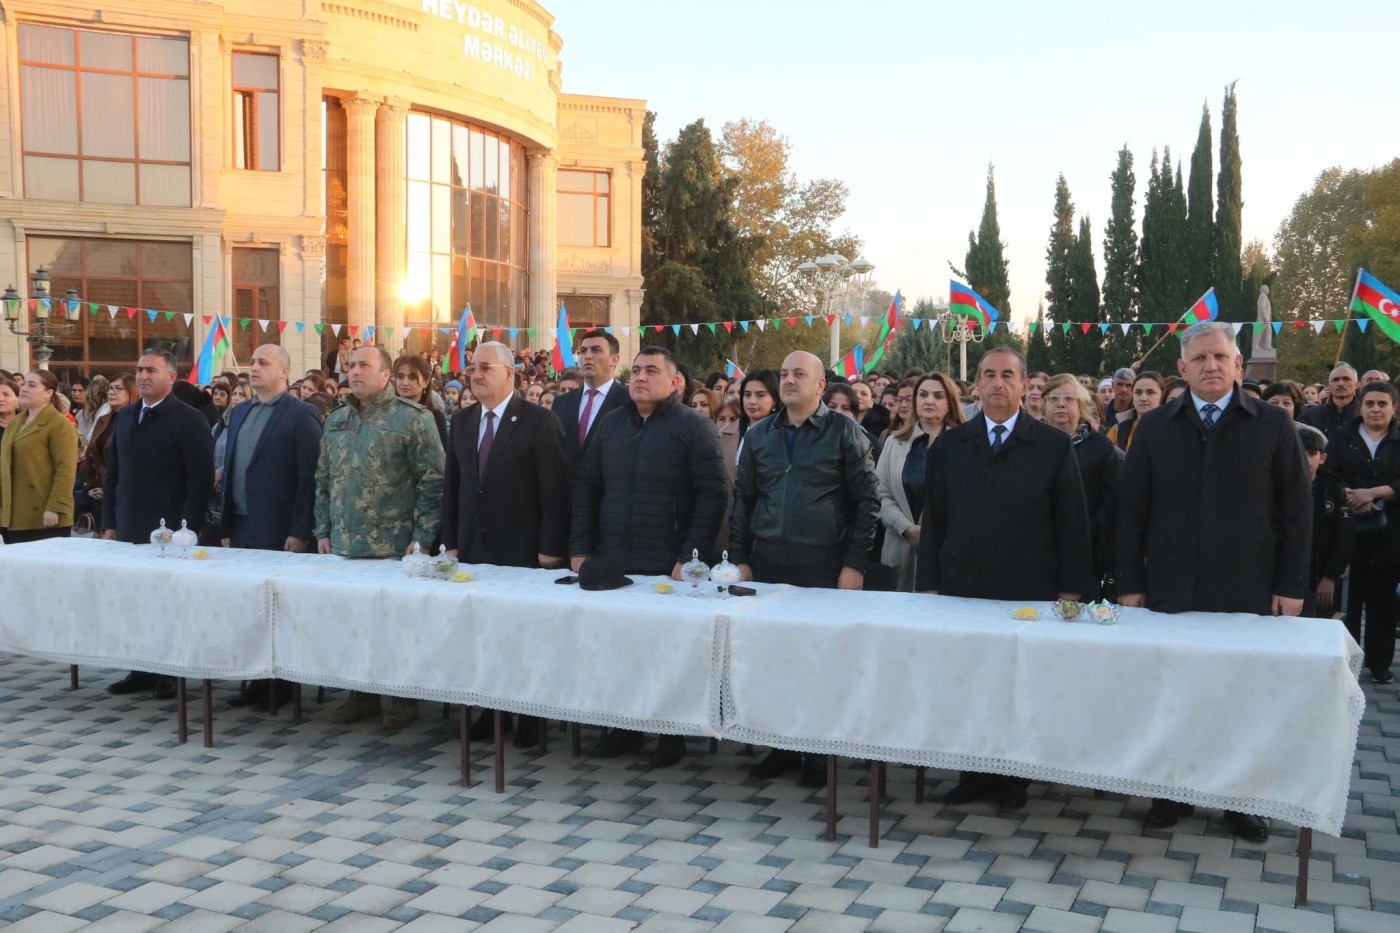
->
[1042, 374, 1122, 599]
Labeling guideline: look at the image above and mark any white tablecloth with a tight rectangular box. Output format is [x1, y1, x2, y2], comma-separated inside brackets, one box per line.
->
[721, 587, 1365, 835]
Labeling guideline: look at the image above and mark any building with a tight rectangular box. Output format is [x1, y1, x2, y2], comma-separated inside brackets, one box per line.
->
[0, 0, 645, 379]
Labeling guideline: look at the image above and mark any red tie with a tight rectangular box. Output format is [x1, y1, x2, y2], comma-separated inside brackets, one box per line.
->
[578, 388, 598, 445]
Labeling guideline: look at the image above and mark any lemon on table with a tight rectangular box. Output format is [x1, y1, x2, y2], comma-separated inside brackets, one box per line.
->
[652, 582, 674, 594]
[452, 570, 474, 582]
[191, 549, 209, 559]
[1010, 607, 1040, 621]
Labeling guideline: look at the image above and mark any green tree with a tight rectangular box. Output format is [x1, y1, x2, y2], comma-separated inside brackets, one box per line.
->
[963, 165, 1012, 317]
[1102, 146, 1140, 369]
[1214, 83, 1244, 329]
[884, 298, 949, 376]
[1186, 105, 1215, 297]
[641, 111, 664, 278]
[1066, 215, 1103, 375]
[1027, 302, 1052, 373]
[1044, 174, 1077, 372]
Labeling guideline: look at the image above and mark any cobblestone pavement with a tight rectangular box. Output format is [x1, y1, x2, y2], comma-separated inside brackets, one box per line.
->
[0, 656, 1394, 932]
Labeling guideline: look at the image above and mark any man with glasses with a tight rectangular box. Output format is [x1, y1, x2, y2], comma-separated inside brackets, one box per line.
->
[1303, 363, 1360, 444]
[553, 329, 626, 485]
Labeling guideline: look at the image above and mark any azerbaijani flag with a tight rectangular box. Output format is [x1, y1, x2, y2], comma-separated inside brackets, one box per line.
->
[862, 290, 903, 374]
[837, 344, 864, 380]
[189, 315, 229, 384]
[551, 302, 577, 374]
[1353, 270, 1400, 344]
[1182, 288, 1219, 324]
[726, 359, 745, 381]
[443, 306, 476, 374]
[949, 281, 1001, 330]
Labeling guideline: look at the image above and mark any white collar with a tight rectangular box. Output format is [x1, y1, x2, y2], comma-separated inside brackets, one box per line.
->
[482, 396, 511, 423]
[1190, 390, 1233, 416]
[986, 410, 1019, 442]
[583, 379, 614, 400]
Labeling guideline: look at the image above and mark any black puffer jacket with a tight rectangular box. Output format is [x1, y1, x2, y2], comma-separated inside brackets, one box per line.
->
[730, 404, 879, 572]
[1326, 418, 1400, 569]
[570, 393, 730, 575]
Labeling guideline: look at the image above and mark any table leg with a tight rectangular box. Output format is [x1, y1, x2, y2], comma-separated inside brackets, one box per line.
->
[69, 665, 79, 690]
[176, 678, 188, 744]
[709, 738, 718, 754]
[915, 766, 926, 804]
[570, 722, 581, 758]
[868, 759, 880, 848]
[460, 705, 471, 787]
[494, 709, 505, 794]
[878, 761, 887, 800]
[202, 679, 213, 748]
[825, 755, 838, 841]
[1296, 827, 1311, 906]
[442, 702, 450, 720]
[538, 718, 548, 754]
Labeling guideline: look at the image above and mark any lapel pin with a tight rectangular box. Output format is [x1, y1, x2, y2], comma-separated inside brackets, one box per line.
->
[511, 416, 517, 422]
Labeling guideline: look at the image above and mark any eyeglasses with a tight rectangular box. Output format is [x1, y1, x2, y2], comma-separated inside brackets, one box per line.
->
[1043, 394, 1079, 405]
[896, 395, 914, 405]
[463, 363, 509, 375]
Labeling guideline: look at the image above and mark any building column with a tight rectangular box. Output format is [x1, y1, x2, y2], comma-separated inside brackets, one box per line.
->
[343, 93, 377, 331]
[527, 149, 557, 350]
[375, 98, 408, 352]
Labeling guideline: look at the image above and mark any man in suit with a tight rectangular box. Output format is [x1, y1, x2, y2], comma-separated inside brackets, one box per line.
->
[443, 341, 569, 747]
[219, 344, 323, 710]
[552, 329, 626, 483]
[103, 347, 215, 700]
[1117, 321, 1312, 842]
[917, 346, 1094, 812]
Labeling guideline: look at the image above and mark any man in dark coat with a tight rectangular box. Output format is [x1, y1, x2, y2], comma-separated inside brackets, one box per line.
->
[552, 329, 626, 485]
[570, 346, 729, 767]
[917, 346, 1093, 812]
[1117, 321, 1312, 842]
[102, 347, 215, 700]
[219, 344, 322, 710]
[444, 341, 570, 747]
[1301, 363, 1359, 443]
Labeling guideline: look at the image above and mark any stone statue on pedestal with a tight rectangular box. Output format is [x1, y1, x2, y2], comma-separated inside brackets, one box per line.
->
[1254, 285, 1273, 352]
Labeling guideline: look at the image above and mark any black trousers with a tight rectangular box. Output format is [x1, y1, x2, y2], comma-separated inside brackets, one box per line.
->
[1345, 563, 1399, 675]
[2, 526, 71, 543]
[749, 549, 846, 589]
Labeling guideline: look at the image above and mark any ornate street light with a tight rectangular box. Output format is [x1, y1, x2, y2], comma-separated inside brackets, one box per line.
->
[3, 266, 82, 371]
[794, 254, 876, 368]
[932, 299, 985, 381]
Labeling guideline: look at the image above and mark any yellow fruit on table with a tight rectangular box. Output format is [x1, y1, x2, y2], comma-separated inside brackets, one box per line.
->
[1011, 607, 1040, 621]
[191, 549, 209, 559]
[652, 583, 674, 594]
[452, 570, 474, 582]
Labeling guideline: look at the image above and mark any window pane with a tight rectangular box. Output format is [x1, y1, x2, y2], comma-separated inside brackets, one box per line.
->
[138, 77, 191, 161]
[452, 256, 469, 319]
[432, 184, 450, 253]
[514, 204, 528, 266]
[451, 123, 470, 188]
[30, 238, 80, 276]
[83, 160, 136, 203]
[557, 170, 592, 193]
[20, 25, 75, 65]
[256, 90, 279, 170]
[483, 196, 500, 259]
[138, 164, 190, 206]
[23, 156, 78, 201]
[407, 181, 430, 251]
[469, 129, 484, 189]
[499, 201, 510, 263]
[233, 248, 278, 285]
[79, 31, 132, 71]
[499, 144, 510, 200]
[86, 240, 139, 277]
[140, 242, 193, 280]
[484, 136, 499, 193]
[596, 197, 610, 247]
[233, 91, 250, 168]
[512, 147, 527, 204]
[470, 191, 486, 258]
[406, 113, 430, 181]
[81, 72, 136, 158]
[432, 253, 451, 324]
[405, 252, 431, 315]
[431, 117, 451, 184]
[596, 173, 610, 194]
[557, 192, 592, 246]
[136, 36, 189, 76]
[21, 67, 78, 154]
[232, 52, 277, 89]
[452, 187, 468, 255]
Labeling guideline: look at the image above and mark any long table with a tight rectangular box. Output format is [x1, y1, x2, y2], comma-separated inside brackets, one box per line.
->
[0, 539, 1364, 849]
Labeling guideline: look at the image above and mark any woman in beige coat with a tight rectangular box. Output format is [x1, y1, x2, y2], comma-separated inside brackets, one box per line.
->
[0, 369, 79, 542]
[874, 373, 964, 590]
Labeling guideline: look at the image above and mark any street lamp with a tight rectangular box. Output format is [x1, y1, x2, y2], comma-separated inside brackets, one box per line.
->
[3, 266, 82, 371]
[932, 299, 985, 381]
[794, 254, 876, 368]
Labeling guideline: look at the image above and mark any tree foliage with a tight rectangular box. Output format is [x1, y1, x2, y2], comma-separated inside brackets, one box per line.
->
[1214, 83, 1244, 326]
[1102, 146, 1140, 368]
[963, 165, 1012, 317]
[884, 298, 950, 376]
[1186, 105, 1215, 298]
[1065, 215, 1104, 375]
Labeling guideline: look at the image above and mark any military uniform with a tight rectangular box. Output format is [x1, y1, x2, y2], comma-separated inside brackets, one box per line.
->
[314, 385, 444, 558]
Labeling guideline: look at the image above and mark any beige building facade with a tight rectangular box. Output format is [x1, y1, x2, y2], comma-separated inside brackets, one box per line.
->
[0, 0, 645, 379]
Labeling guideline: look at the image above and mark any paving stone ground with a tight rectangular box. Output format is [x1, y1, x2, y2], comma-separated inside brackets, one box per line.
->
[0, 654, 1394, 932]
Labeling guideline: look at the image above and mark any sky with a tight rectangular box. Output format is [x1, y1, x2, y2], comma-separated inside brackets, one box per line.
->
[547, 0, 1398, 322]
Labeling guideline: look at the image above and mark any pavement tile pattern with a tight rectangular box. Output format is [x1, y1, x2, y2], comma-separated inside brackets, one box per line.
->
[0, 655, 1395, 931]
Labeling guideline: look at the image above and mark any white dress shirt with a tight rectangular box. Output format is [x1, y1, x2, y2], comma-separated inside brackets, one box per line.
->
[579, 379, 615, 439]
[985, 410, 1019, 446]
[477, 397, 512, 449]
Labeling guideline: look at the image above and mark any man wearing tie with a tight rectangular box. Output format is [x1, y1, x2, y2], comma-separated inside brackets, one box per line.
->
[219, 344, 323, 711]
[552, 329, 625, 483]
[103, 348, 215, 700]
[443, 341, 570, 747]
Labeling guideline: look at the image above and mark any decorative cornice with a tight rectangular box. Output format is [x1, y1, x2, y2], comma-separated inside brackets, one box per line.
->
[324, 2, 419, 32]
[301, 39, 329, 61]
[300, 234, 327, 258]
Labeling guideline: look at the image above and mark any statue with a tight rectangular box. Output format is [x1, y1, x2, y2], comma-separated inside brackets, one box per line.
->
[1254, 285, 1273, 353]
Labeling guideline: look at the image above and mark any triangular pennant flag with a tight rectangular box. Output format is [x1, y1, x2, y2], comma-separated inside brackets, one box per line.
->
[722, 321, 733, 333]
[508, 327, 518, 340]
[383, 327, 393, 338]
[1168, 322, 1179, 335]
[348, 325, 359, 337]
[313, 323, 324, 334]
[1060, 322, 1071, 334]
[88, 302, 100, 314]
[859, 316, 870, 326]
[1120, 323, 1131, 335]
[804, 315, 814, 327]
[183, 313, 193, 327]
[1332, 320, 1345, 333]
[491, 328, 501, 338]
[688, 323, 700, 335]
[1080, 323, 1092, 334]
[527, 328, 536, 337]
[620, 326, 631, 336]
[126, 307, 138, 319]
[164, 311, 175, 322]
[911, 318, 923, 331]
[275, 320, 287, 333]
[1293, 320, 1306, 328]
[671, 324, 682, 335]
[1028, 322, 1038, 335]
[705, 322, 717, 334]
[1231, 323, 1245, 337]
[756, 319, 767, 331]
[843, 314, 853, 326]
[1272, 321, 1283, 334]
[989, 321, 999, 333]
[786, 317, 798, 328]
[239, 318, 251, 330]
[146, 309, 157, 322]
[739, 320, 750, 332]
[652, 324, 664, 333]
[1007, 322, 1020, 335]
[1143, 323, 1153, 334]
[1357, 318, 1371, 333]
[202, 314, 212, 325]
[108, 306, 119, 320]
[599, 326, 612, 334]
[257, 318, 270, 332]
[331, 323, 342, 336]
[1312, 321, 1325, 334]
[364, 325, 376, 341]
[1099, 322, 1110, 334]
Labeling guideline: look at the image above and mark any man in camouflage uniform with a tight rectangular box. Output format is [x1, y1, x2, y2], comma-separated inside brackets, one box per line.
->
[316, 345, 444, 728]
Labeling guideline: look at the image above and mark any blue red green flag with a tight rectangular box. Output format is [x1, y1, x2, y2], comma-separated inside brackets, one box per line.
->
[1353, 270, 1400, 344]
[949, 281, 1000, 330]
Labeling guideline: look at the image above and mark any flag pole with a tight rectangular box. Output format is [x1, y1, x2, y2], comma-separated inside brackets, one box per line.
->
[1134, 323, 1174, 370]
[1334, 269, 1362, 368]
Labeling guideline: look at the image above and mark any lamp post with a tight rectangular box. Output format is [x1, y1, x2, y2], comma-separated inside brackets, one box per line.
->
[794, 255, 875, 368]
[3, 267, 81, 371]
[933, 300, 985, 382]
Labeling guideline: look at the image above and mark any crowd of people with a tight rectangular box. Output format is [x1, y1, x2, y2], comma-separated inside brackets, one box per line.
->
[0, 320, 1390, 844]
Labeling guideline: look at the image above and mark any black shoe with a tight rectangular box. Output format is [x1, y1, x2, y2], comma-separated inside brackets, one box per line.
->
[1222, 810, 1269, 843]
[151, 677, 177, 701]
[513, 716, 540, 749]
[1144, 799, 1195, 829]
[592, 728, 644, 758]
[995, 783, 1028, 811]
[750, 749, 802, 780]
[649, 735, 686, 769]
[942, 781, 985, 805]
[1372, 669, 1395, 685]
[468, 710, 511, 742]
[799, 754, 828, 789]
[229, 680, 268, 708]
[108, 672, 156, 695]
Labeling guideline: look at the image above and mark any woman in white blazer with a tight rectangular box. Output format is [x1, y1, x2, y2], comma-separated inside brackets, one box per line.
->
[875, 372, 965, 591]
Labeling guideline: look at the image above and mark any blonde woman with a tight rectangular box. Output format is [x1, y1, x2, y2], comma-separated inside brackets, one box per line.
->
[874, 373, 965, 591]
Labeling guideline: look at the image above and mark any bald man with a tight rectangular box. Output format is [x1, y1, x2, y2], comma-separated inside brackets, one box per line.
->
[219, 343, 324, 710]
[731, 351, 879, 787]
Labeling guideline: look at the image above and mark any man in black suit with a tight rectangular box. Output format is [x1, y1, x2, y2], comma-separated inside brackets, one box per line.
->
[219, 344, 323, 710]
[917, 346, 1093, 812]
[552, 329, 626, 483]
[103, 347, 215, 700]
[1118, 321, 1311, 843]
[444, 341, 569, 747]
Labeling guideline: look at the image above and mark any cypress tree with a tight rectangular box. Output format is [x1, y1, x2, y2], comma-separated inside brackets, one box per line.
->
[964, 165, 1012, 317]
[1102, 146, 1140, 368]
[1027, 302, 1052, 374]
[1186, 105, 1214, 297]
[1067, 216, 1103, 375]
[1215, 83, 1244, 328]
[1044, 174, 1077, 372]
[1138, 151, 1165, 322]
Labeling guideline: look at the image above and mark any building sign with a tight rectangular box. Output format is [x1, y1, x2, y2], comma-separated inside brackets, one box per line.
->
[421, 1, 549, 83]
